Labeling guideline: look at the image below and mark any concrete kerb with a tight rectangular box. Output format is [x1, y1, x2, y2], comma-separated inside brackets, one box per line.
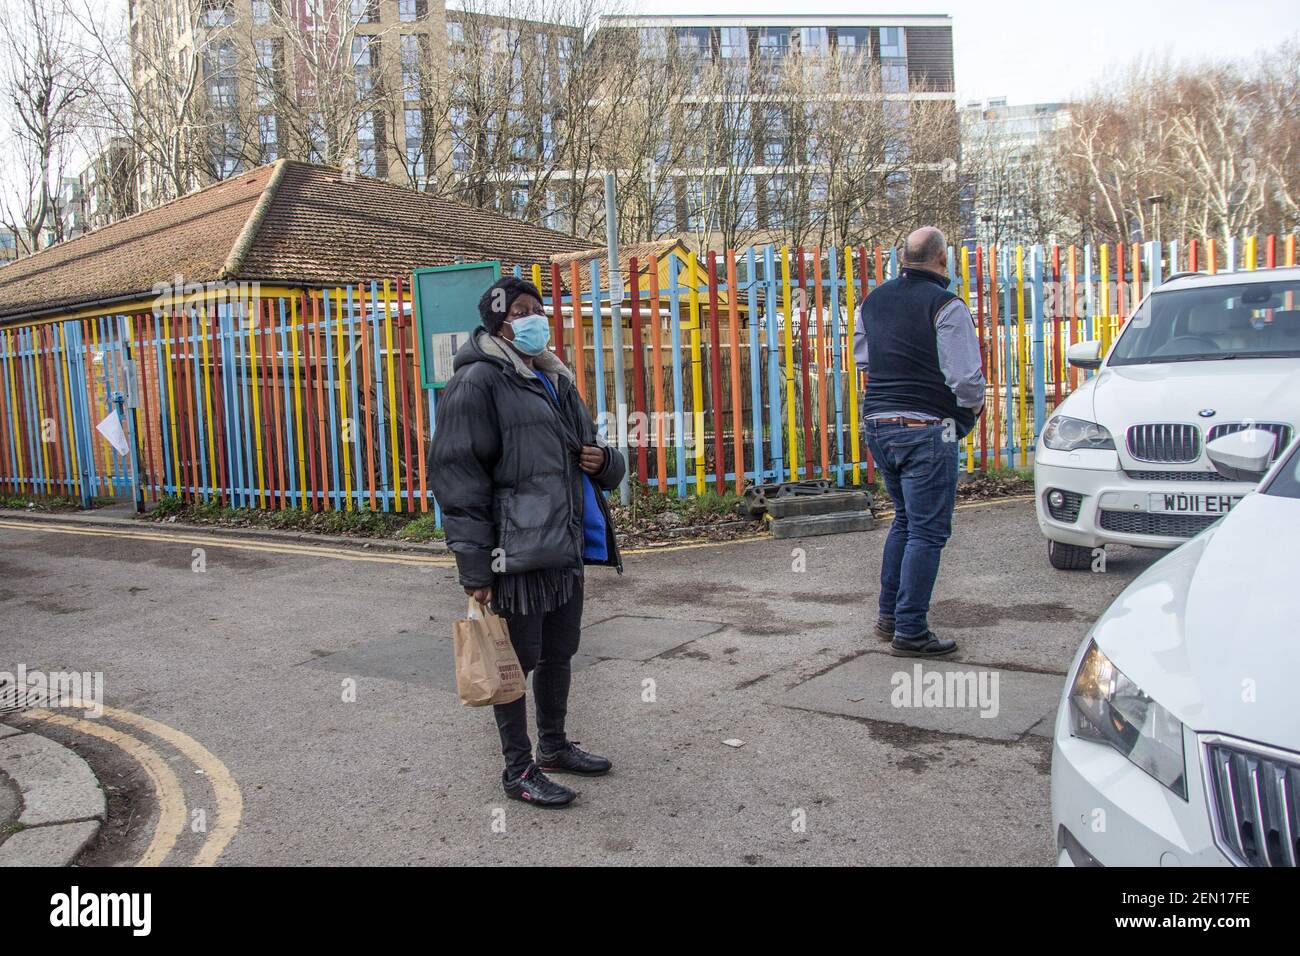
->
[0, 726, 106, 867]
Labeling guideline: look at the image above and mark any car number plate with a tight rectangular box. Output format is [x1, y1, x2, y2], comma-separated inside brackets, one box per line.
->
[1148, 492, 1244, 515]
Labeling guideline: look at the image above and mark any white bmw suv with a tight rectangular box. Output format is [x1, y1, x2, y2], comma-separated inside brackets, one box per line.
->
[1035, 267, 1300, 569]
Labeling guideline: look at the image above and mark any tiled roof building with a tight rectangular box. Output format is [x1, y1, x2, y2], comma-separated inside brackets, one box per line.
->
[0, 160, 599, 324]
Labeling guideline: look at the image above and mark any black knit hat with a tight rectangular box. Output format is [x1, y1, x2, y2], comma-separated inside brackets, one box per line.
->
[478, 276, 542, 333]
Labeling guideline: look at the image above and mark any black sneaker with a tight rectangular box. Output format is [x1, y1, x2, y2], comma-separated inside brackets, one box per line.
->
[536, 740, 612, 776]
[873, 617, 896, 642]
[502, 763, 576, 807]
[889, 631, 958, 658]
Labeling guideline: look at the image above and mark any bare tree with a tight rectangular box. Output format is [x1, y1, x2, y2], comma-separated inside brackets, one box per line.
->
[65, 0, 217, 207]
[255, 0, 397, 173]
[1058, 47, 1300, 244]
[0, 0, 92, 254]
[600, 30, 696, 244]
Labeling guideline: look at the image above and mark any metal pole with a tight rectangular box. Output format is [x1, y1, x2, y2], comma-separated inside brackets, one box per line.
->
[603, 173, 630, 505]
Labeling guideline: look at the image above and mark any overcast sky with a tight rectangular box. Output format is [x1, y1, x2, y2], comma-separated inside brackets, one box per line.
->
[627, 0, 1300, 105]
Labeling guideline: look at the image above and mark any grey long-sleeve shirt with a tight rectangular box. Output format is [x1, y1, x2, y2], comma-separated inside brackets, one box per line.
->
[853, 297, 986, 417]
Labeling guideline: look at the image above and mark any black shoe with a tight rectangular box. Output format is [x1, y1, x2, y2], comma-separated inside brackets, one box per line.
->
[889, 631, 958, 658]
[536, 740, 612, 776]
[874, 617, 896, 642]
[502, 763, 576, 807]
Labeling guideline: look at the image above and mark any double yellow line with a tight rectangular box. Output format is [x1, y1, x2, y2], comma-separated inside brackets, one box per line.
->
[0, 518, 453, 567]
[25, 703, 241, 867]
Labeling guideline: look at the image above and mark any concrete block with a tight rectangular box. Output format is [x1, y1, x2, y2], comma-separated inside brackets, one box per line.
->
[771, 511, 876, 539]
[765, 492, 872, 519]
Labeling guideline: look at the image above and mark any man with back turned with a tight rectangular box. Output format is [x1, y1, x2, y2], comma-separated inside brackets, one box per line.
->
[854, 227, 985, 658]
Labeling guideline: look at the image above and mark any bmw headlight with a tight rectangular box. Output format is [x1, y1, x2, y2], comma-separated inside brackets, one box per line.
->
[1042, 415, 1115, 451]
[1069, 641, 1187, 798]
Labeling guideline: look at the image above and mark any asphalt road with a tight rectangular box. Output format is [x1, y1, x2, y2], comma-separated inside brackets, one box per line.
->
[0, 498, 1163, 866]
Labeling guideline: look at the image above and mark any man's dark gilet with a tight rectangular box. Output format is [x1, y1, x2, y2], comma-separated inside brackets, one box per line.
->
[860, 267, 976, 436]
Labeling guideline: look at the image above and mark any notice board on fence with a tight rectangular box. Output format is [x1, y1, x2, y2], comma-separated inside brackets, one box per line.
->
[413, 261, 501, 388]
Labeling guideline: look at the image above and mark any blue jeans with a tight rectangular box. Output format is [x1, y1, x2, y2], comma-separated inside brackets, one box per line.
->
[865, 420, 960, 638]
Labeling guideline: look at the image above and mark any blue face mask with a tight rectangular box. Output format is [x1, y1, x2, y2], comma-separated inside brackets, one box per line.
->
[508, 313, 551, 356]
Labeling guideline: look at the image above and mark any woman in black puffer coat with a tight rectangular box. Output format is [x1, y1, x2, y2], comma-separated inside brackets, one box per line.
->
[428, 276, 623, 808]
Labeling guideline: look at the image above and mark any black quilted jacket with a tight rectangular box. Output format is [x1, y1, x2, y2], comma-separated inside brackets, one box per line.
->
[427, 327, 624, 593]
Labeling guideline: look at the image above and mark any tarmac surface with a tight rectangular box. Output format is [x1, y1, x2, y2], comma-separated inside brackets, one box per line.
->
[0, 497, 1162, 866]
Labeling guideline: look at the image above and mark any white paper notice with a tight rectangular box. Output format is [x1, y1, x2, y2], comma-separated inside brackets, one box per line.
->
[96, 410, 129, 456]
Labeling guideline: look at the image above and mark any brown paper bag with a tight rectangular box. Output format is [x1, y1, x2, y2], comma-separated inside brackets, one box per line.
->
[451, 598, 526, 707]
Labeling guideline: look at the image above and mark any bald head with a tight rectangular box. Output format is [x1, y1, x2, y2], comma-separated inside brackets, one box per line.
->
[903, 227, 948, 274]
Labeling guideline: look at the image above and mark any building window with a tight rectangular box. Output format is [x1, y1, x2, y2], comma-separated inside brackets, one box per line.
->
[450, 106, 469, 172]
[356, 112, 376, 175]
[684, 179, 707, 231]
[540, 112, 554, 160]
[308, 112, 326, 164]
[674, 27, 709, 61]
[763, 106, 787, 165]
[737, 175, 757, 229]
[352, 35, 377, 97]
[398, 0, 427, 22]
[251, 0, 273, 26]
[254, 38, 277, 107]
[765, 174, 788, 229]
[797, 27, 828, 56]
[880, 27, 906, 59]
[404, 109, 424, 177]
[212, 121, 241, 178]
[639, 28, 668, 58]
[652, 180, 676, 234]
[401, 34, 423, 102]
[258, 114, 278, 162]
[201, 0, 233, 29]
[880, 28, 908, 93]
[543, 190, 566, 231]
[803, 103, 820, 163]
[835, 28, 868, 55]
[756, 27, 788, 59]
[510, 186, 529, 216]
[506, 109, 527, 164]
[204, 39, 238, 109]
[447, 20, 464, 44]
[756, 27, 788, 81]
[349, 0, 378, 24]
[719, 27, 748, 60]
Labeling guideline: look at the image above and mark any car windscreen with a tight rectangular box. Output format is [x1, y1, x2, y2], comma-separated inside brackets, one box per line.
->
[1108, 279, 1300, 366]
[1262, 442, 1300, 500]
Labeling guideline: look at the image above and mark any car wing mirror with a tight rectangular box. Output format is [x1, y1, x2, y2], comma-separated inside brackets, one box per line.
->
[1066, 340, 1102, 370]
[1206, 429, 1276, 483]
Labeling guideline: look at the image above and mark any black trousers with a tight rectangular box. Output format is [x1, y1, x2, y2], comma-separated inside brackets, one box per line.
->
[493, 577, 584, 776]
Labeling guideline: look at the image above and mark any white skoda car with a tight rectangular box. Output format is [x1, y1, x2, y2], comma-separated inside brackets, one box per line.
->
[1034, 267, 1300, 569]
[1051, 430, 1300, 867]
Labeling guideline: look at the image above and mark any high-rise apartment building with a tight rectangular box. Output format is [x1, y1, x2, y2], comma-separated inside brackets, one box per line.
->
[959, 97, 1073, 248]
[115, 4, 956, 245]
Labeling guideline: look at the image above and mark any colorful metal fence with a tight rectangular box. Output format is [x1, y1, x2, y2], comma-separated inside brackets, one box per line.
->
[1, 233, 1296, 522]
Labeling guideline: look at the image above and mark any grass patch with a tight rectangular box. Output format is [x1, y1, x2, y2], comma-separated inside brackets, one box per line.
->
[0, 494, 83, 512]
[613, 481, 746, 524]
[146, 495, 442, 541]
[396, 514, 444, 542]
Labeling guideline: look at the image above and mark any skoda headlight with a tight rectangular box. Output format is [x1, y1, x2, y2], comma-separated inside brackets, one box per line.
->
[1069, 641, 1187, 798]
[1042, 415, 1115, 452]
